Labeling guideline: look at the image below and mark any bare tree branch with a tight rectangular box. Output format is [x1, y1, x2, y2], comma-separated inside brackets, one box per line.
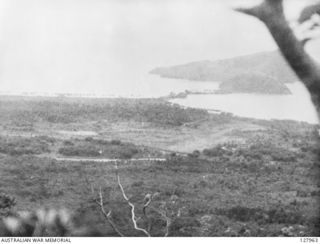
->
[149, 206, 171, 237]
[94, 187, 124, 237]
[293, 14, 320, 46]
[142, 194, 171, 237]
[115, 162, 151, 237]
[235, 0, 284, 22]
[84, 168, 124, 237]
[299, 2, 320, 24]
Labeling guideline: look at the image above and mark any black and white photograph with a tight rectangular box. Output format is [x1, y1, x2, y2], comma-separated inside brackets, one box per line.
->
[0, 0, 319, 240]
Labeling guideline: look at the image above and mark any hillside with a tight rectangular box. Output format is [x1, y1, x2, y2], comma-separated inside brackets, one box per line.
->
[150, 50, 298, 85]
[0, 96, 319, 236]
[218, 73, 291, 94]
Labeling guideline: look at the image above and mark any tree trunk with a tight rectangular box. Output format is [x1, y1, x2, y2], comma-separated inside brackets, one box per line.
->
[236, 0, 320, 117]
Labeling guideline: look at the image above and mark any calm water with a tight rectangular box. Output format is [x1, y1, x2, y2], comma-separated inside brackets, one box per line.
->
[3, 72, 317, 124]
[170, 82, 319, 124]
[5, 74, 317, 124]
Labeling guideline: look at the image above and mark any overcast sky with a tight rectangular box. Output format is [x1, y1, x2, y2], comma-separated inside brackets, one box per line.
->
[0, 0, 319, 94]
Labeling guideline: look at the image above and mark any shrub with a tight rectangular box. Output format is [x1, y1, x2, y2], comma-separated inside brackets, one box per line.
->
[63, 140, 74, 146]
[0, 193, 16, 217]
[216, 205, 305, 225]
[236, 142, 296, 163]
[85, 137, 94, 142]
[0, 193, 16, 210]
[170, 217, 201, 236]
[117, 147, 139, 159]
[0, 137, 50, 156]
[111, 140, 122, 145]
[203, 145, 232, 157]
[58, 145, 100, 157]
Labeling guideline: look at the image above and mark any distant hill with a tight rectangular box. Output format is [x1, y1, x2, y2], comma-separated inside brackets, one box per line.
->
[150, 51, 299, 94]
[218, 73, 291, 94]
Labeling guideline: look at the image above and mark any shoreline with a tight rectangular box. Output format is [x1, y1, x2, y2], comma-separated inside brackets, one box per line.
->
[1, 86, 317, 125]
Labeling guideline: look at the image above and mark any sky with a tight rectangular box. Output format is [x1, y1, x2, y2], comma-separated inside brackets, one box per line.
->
[0, 0, 318, 94]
